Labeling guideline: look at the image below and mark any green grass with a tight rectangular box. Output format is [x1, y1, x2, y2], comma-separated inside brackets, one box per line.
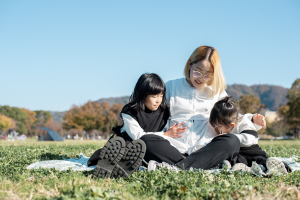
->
[0, 139, 300, 199]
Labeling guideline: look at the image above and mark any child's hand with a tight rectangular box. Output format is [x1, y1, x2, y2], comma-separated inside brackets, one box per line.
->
[253, 113, 266, 129]
[117, 113, 124, 126]
[164, 122, 187, 138]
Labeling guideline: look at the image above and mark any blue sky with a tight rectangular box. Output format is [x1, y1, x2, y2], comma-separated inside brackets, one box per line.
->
[1, 1, 299, 111]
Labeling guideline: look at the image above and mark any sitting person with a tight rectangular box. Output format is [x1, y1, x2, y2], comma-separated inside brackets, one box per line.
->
[90, 73, 185, 178]
[209, 96, 290, 174]
[132, 46, 265, 171]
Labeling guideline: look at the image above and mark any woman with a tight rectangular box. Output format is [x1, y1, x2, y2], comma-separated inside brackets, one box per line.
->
[140, 46, 265, 170]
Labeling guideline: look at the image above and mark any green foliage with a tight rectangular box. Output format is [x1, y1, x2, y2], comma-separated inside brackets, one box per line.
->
[63, 102, 123, 137]
[16, 121, 27, 135]
[0, 140, 300, 199]
[0, 114, 15, 132]
[278, 79, 300, 138]
[236, 94, 265, 114]
[0, 106, 53, 135]
[34, 110, 52, 127]
[0, 105, 28, 134]
[0, 105, 28, 124]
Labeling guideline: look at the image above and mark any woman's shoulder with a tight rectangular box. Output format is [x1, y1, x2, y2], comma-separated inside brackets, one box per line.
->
[166, 78, 187, 89]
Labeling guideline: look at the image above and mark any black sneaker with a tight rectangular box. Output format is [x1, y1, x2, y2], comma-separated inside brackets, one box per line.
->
[92, 137, 126, 179]
[111, 139, 146, 178]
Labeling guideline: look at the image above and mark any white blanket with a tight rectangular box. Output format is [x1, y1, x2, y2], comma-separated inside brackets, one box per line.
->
[27, 154, 300, 176]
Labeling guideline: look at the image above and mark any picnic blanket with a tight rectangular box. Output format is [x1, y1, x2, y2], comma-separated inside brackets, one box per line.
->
[26, 154, 300, 176]
[27, 153, 96, 172]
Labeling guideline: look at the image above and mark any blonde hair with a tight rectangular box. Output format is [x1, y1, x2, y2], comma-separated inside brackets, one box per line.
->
[184, 46, 226, 97]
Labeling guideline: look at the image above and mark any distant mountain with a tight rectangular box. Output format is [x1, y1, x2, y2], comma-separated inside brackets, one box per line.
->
[96, 96, 130, 106]
[227, 84, 288, 111]
[50, 111, 65, 123]
[51, 84, 288, 123]
[94, 84, 288, 111]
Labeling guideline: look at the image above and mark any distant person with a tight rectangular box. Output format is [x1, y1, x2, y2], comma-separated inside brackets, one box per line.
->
[209, 96, 290, 174]
[8, 127, 14, 141]
[8, 127, 14, 136]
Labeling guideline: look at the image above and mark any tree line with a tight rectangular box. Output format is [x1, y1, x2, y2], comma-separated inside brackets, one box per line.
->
[236, 79, 300, 138]
[0, 106, 52, 135]
[63, 101, 123, 139]
[1, 79, 299, 139]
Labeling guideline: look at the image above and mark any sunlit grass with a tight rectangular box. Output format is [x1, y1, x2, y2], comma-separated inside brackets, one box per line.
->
[0, 137, 107, 146]
[0, 139, 299, 199]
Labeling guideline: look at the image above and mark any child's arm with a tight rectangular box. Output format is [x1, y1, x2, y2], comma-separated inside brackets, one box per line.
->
[121, 114, 164, 140]
[122, 113, 186, 140]
[244, 113, 266, 129]
[234, 116, 259, 147]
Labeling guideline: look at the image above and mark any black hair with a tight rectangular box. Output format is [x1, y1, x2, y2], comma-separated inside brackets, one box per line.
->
[209, 96, 238, 128]
[129, 73, 166, 111]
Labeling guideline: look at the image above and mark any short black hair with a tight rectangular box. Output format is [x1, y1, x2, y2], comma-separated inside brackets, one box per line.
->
[209, 96, 238, 128]
[129, 73, 166, 111]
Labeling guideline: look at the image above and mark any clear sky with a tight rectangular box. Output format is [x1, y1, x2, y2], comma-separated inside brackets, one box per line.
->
[1, 0, 299, 111]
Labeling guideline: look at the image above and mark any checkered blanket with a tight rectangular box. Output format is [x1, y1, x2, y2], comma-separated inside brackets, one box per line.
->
[26, 154, 300, 176]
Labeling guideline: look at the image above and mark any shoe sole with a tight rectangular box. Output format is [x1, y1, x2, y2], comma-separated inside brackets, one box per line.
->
[111, 139, 146, 178]
[266, 157, 288, 175]
[250, 162, 266, 176]
[92, 137, 126, 179]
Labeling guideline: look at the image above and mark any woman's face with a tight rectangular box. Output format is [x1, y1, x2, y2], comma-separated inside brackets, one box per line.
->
[189, 60, 214, 89]
[144, 92, 163, 111]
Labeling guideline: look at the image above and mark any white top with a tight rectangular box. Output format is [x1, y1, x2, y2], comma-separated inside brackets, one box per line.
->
[121, 78, 261, 154]
[120, 113, 189, 153]
[230, 114, 260, 147]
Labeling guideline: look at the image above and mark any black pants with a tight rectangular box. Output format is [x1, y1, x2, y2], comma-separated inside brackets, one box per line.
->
[232, 145, 268, 167]
[140, 133, 240, 170]
[232, 145, 291, 171]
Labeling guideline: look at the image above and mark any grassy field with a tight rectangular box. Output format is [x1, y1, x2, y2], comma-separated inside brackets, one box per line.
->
[0, 139, 299, 200]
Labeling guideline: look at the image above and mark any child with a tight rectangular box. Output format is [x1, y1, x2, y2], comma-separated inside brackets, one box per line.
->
[90, 73, 185, 178]
[209, 96, 289, 174]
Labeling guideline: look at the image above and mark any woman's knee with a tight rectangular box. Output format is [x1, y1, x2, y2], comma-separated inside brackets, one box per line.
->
[140, 134, 163, 146]
[216, 134, 240, 152]
[227, 134, 240, 146]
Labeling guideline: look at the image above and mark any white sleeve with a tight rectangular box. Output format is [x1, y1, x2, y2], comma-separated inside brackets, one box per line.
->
[243, 113, 262, 131]
[234, 116, 259, 147]
[120, 113, 165, 140]
[235, 134, 258, 147]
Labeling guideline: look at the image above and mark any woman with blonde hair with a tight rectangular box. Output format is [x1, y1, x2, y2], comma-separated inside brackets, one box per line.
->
[139, 46, 265, 170]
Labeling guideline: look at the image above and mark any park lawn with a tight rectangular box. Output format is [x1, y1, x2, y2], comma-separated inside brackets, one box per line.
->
[0, 139, 299, 200]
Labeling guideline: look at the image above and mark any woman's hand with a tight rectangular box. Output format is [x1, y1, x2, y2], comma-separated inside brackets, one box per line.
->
[253, 113, 266, 129]
[164, 122, 187, 138]
[117, 113, 124, 126]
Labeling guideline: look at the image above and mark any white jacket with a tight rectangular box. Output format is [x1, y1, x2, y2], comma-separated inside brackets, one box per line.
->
[230, 114, 261, 147]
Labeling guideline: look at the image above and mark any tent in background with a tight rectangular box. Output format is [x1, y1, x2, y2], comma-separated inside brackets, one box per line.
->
[37, 127, 64, 141]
